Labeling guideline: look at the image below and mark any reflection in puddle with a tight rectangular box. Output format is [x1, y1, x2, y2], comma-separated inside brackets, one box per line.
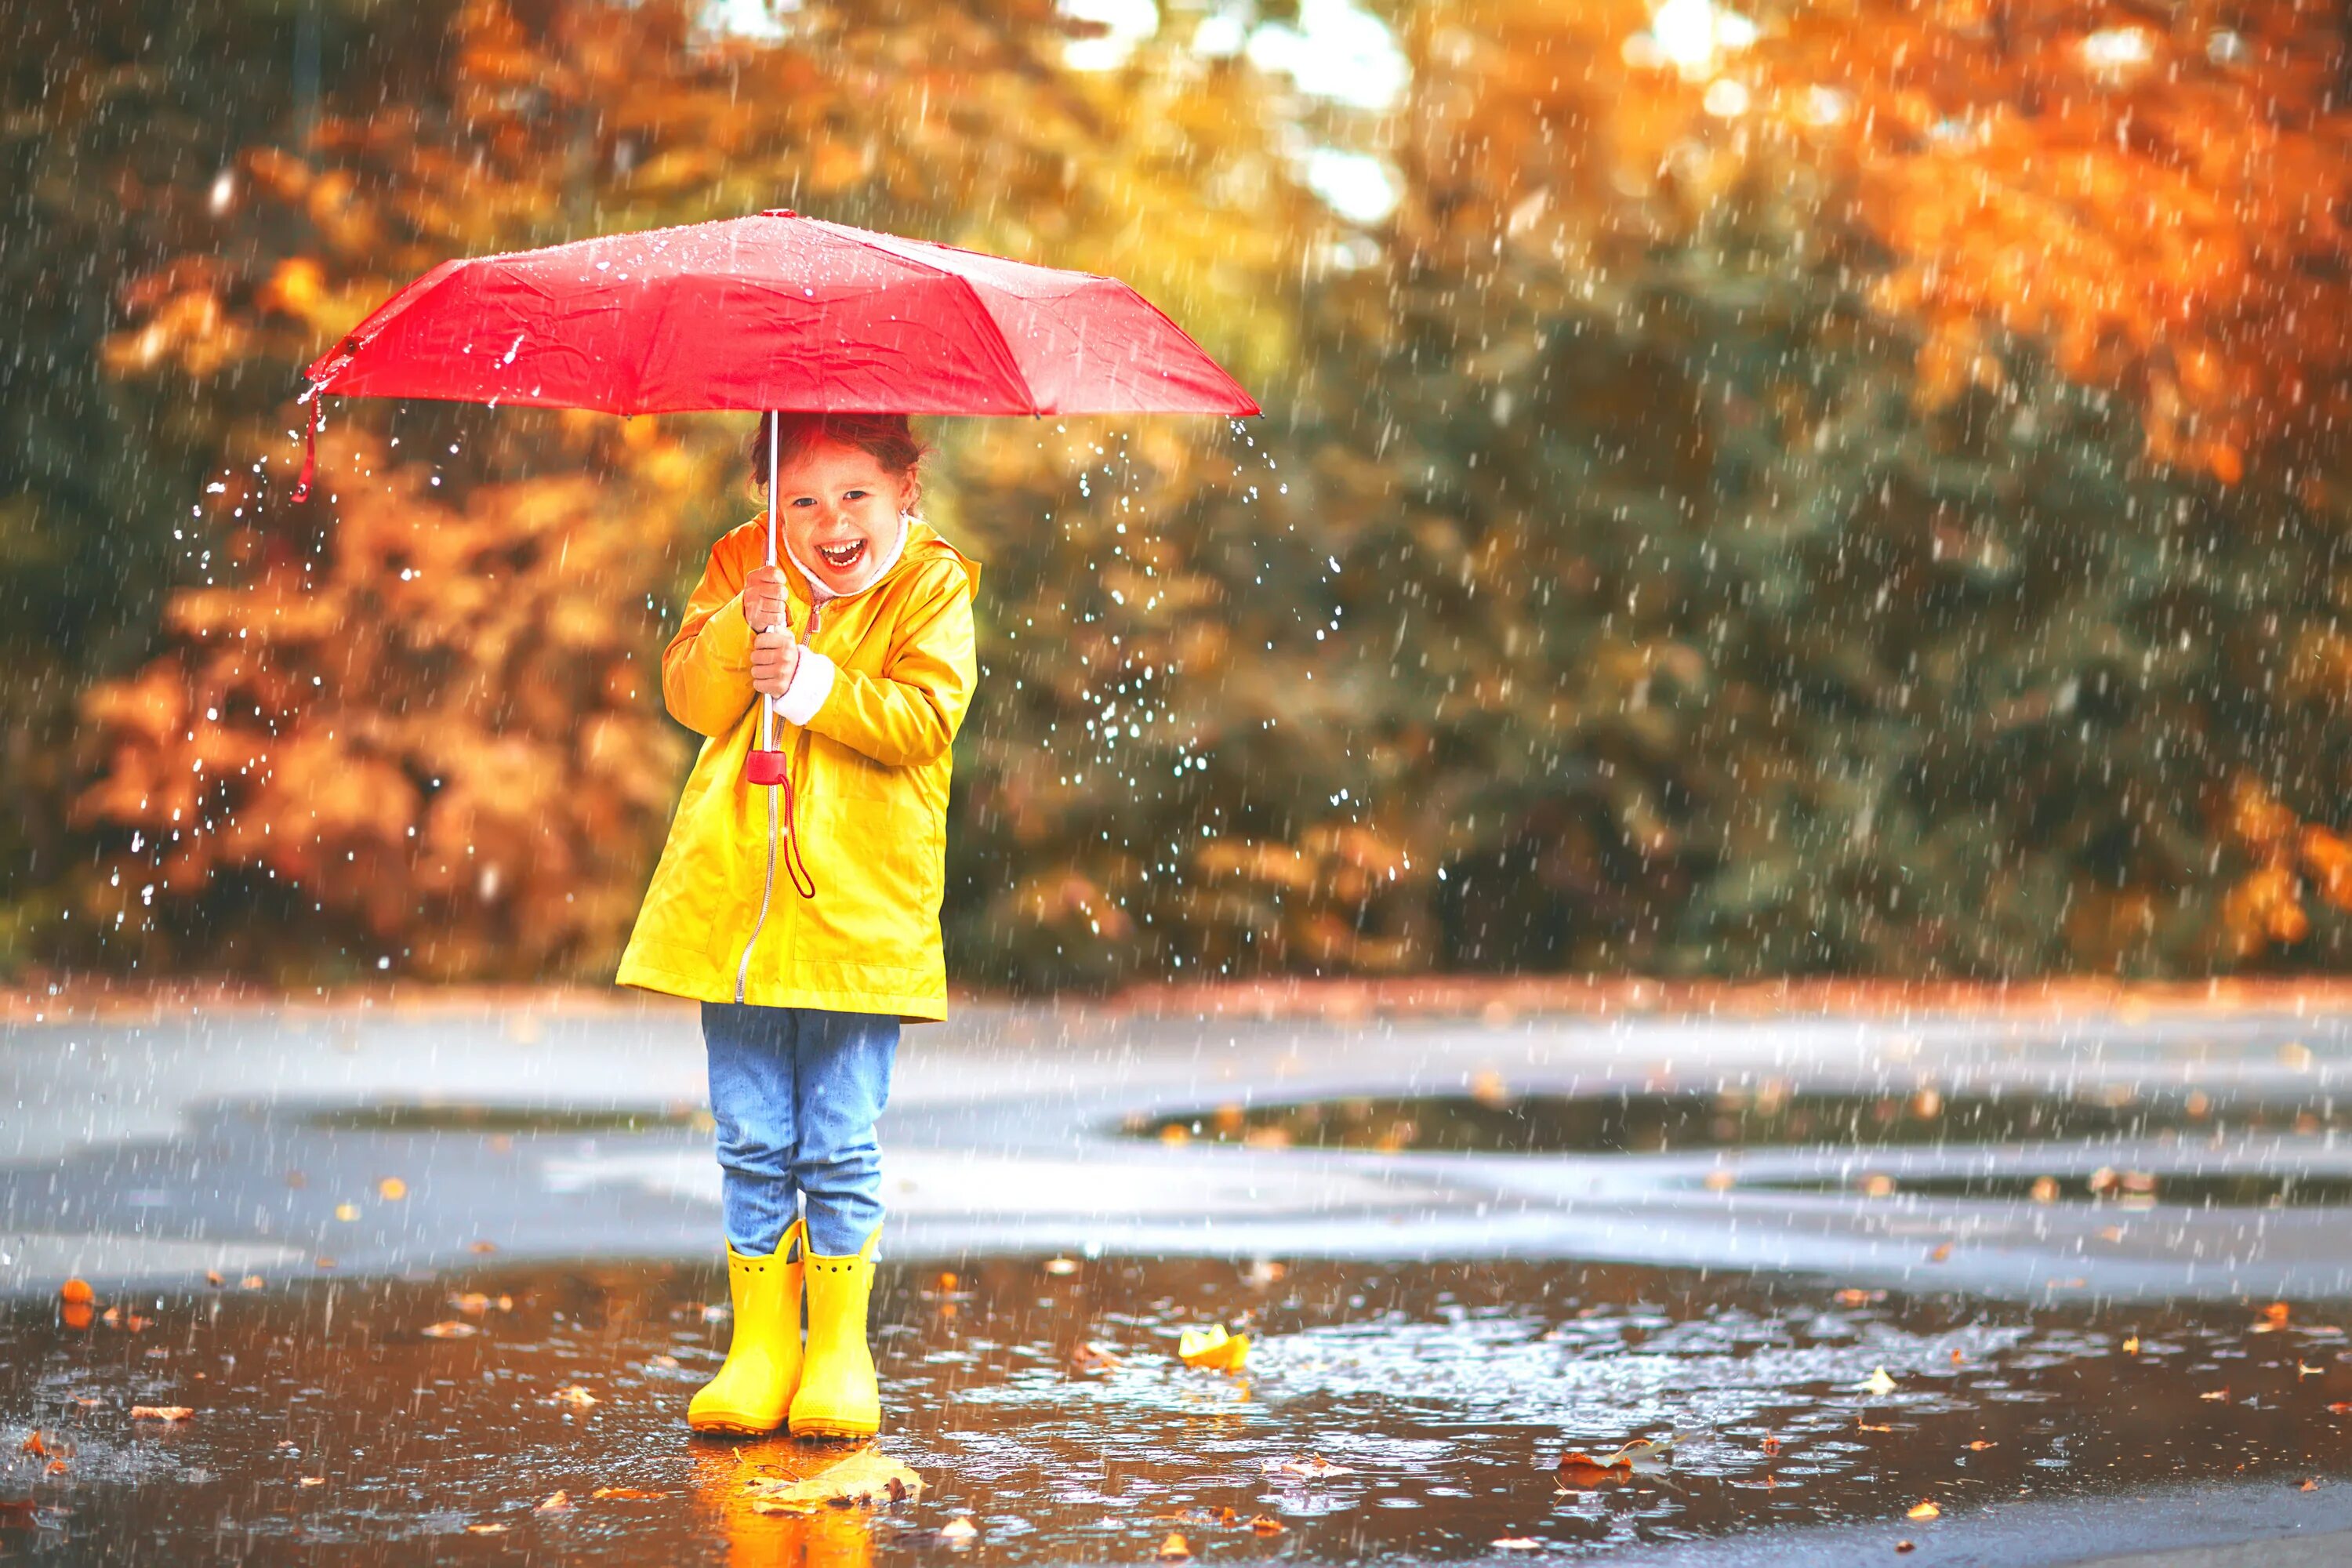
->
[303, 1102, 710, 1134]
[1763, 1171, 2352, 1207]
[1133, 1089, 2348, 1155]
[7, 1258, 2352, 1559]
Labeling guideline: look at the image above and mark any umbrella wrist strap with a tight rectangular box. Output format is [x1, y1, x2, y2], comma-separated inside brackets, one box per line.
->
[779, 771, 817, 901]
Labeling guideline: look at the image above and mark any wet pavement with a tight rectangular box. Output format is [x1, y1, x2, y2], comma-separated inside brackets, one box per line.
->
[11, 1254, 2352, 1563]
[7, 995, 2352, 1563]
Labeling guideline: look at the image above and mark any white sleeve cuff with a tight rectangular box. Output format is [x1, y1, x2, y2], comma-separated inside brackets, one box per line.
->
[776, 648, 837, 727]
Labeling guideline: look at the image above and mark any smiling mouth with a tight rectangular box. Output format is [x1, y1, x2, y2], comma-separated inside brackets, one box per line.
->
[815, 539, 868, 572]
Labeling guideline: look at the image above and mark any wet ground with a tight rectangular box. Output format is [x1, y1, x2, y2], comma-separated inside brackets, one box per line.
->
[9, 1253, 2352, 1563]
[11, 996, 2352, 1563]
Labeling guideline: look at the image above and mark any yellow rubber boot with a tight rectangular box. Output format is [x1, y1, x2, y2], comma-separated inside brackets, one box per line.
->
[788, 1225, 882, 1440]
[688, 1221, 805, 1435]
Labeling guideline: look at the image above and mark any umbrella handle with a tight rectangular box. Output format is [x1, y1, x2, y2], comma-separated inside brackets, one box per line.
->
[748, 408, 786, 780]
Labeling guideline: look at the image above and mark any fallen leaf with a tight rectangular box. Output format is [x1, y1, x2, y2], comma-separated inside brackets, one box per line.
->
[1965, 1440, 1996, 1451]
[239, 1276, 264, 1290]
[939, 1515, 979, 1542]
[935, 1272, 960, 1292]
[1043, 1257, 1080, 1276]
[43, 1460, 65, 1476]
[129, 1406, 193, 1421]
[1927, 1243, 1952, 1262]
[299, 1477, 325, 1488]
[1159, 1533, 1192, 1559]
[1265, 1455, 1356, 1479]
[552, 1385, 599, 1409]
[59, 1279, 93, 1306]
[1491, 1538, 1541, 1550]
[1907, 1500, 1940, 1520]
[1860, 1367, 1898, 1397]
[590, 1486, 667, 1500]
[743, 1447, 924, 1513]
[466, 1523, 508, 1534]
[2302, 1478, 2320, 1492]
[469, 1241, 498, 1255]
[2263, 1301, 2292, 1330]
[535, 1491, 571, 1512]
[1833, 1289, 1886, 1308]
[420, 1321, 478, 1339]
[1858, 1422, 1895, 1432]
[204, 1271, 223, 1287]
[2200, 1388, 2230, 1402]
[1896, 1543, 1916, 1555]
[18, 1432, 44, 1456]
[2329, 1402, 2352, 1414]
[1178, 1324, 1250, 1372]
[2122, 1335, 2141, 1355]
[1555, 1439, 1661, 1485]
[1248, 1515, 1287, 1536]
[1071, 1341, 1123, 1374]
[1761, 1436, 1780, 1455]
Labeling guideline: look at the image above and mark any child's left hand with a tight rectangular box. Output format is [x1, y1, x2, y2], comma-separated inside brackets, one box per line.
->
[751, 624, 800, 696]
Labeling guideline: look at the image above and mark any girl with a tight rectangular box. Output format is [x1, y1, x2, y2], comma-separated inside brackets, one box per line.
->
[617, 411, 980, 1439]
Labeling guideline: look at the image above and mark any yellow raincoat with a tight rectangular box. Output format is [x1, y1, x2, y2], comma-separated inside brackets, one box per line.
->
[616, 515, 980, 1020]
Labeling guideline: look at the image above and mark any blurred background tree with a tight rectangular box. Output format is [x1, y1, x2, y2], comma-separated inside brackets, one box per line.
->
[5, 0, 2349, 987]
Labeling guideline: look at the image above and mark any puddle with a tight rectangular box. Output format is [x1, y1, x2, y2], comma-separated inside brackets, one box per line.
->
[6, 1256, 2352, 1561]
[1755, 1171, 2352, 1208]
[303, 1103, 710, 1134]
[1133, 1090, 2349, 1156]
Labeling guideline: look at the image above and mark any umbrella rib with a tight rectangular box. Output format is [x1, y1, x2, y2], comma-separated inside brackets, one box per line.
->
[804, 219, 1042, 415]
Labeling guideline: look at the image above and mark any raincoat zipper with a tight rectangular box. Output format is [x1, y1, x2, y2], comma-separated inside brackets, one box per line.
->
[732, 597, 823, 1004]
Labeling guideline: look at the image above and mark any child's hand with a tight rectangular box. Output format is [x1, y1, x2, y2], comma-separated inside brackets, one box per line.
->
[742, 564, 787, 632]
[751, 625, 800, 697]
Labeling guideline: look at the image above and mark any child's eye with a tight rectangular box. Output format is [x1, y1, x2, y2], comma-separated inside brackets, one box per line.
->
[844, 489, 869, 500]
[790, 495, 816, 506]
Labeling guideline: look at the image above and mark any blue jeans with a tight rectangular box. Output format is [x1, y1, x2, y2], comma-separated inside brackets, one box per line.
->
[702, 1002, 898, 1258]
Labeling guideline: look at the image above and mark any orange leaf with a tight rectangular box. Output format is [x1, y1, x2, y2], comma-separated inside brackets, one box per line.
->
[1907, 1500, 1940, 1520]
[130, 1406, 194, 1421]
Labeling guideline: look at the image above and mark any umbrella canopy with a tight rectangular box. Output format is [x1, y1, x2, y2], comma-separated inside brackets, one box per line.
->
[299, 207, 1256, 426]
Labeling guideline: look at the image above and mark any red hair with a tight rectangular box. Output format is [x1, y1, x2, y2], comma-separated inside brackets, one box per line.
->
[747, 412, 927, 492]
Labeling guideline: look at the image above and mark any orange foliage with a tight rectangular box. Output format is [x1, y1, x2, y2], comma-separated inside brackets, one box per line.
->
[74, 425, 691, 978]
[1413, 0, 2352, 487]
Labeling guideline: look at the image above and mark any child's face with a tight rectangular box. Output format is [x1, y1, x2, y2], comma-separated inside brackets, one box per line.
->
[771, 440, 915, 595]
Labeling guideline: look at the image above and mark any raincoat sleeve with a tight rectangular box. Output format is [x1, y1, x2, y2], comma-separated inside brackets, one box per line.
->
[804, 561, 978, 768]
[661, 535, 759, 739]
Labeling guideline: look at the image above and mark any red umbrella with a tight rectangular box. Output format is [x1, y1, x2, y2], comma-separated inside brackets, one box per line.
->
[290, 208, 1258, 788]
